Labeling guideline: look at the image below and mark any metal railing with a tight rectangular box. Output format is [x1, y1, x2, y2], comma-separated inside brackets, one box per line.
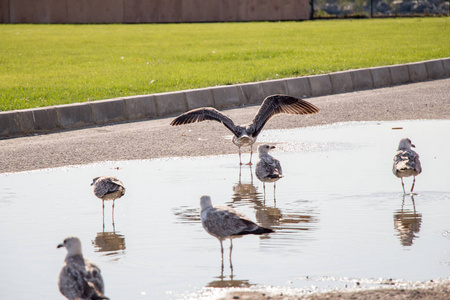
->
[313, 0, 449, 18]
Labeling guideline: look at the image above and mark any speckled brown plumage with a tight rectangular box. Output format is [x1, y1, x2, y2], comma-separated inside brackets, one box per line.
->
[57, 237, 109, 300]
[393, 138, 422, 194]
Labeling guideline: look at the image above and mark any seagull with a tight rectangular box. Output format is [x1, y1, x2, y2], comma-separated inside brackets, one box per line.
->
[170, 94, 319, 165]
[255, 144, 283, 198]
[200, 195, 273, 270]
[57, 236, 109, 300]
[393, 138, 422, 194]
[91, 176, 125, 210]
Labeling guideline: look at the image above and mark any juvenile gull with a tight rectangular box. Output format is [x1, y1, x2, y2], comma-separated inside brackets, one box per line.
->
[91, 176, 125, 210]
[392, 138, 422, 194]
[200, 195, 273, 269]
[57, 236, 109, 300]
[170, 94, 319, 165]
[255, 144, 283, 198]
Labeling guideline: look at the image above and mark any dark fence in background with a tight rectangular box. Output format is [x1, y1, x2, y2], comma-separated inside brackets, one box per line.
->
[0, 0, 310, 23]
[0, 0, 447, 24]
[313, 0, 449, 18]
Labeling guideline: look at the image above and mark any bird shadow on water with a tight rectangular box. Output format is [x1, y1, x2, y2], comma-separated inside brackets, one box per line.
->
[393, 194, 422, 247]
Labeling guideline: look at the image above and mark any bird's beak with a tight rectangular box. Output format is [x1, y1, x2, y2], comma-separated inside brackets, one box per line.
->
[57, 243, 64, 249]
[270, 146, 276, 149]
[411, 144, 416, 148]
[90, 182, 94, 186]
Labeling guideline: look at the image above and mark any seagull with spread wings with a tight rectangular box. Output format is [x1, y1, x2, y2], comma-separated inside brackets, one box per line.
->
[170, 94, 319, 165]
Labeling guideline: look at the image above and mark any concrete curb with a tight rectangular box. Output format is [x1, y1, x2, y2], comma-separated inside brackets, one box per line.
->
[1, 57, 449, 138]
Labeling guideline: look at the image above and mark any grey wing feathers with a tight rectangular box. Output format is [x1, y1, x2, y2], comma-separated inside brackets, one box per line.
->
[170, 107, 240, 137]
[413, 152, 422, 174]
[252, 95, 320, 136]
[109, 177, 124, 188]
[256, 156, 282, 180]
[393, 150, 422, 176]
[59, 265, 86, 300]
[85, 261, 105, 295]
[59, 264, 107, 300]
[274, 158, 283, 175]
[94, 178, 124, 198]
[203, 206, 271, 238]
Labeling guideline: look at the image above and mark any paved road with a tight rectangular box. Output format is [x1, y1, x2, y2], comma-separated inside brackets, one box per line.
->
[1, 78, 449, 174]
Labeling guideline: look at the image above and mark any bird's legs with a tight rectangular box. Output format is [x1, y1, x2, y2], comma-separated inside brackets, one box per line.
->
[401, 178, 406, 194]
[401, 194, 406, 212]
[102, 200, 105, 232]
[246, 145, 253, 165]
[274, 182, 277, 206]
[238, 147, 243, 165]
[220, 240, 224, 274]
[229, 239, 234, 273]
[112, 199, 116, 228]
[410, 176, 416, 193]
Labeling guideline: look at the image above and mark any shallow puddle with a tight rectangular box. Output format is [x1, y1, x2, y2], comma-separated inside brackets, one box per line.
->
[1, 120, 449, 299]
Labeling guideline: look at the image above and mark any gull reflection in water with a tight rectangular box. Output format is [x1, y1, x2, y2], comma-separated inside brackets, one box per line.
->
[231, 165, 318, 232]
[393, 195, 422, 247]
[93, 230, 126, 259]
[232, 166, 283, 228]
[232, 165, 260, 203]
[206, 270, 253, 288]
[93, 200, 126, 259]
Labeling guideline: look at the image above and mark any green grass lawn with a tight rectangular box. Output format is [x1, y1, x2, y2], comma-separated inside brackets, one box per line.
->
[0, 18, 449, 111]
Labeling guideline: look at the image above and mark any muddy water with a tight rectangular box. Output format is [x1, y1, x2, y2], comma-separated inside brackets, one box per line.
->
[0, 120, 449, 299]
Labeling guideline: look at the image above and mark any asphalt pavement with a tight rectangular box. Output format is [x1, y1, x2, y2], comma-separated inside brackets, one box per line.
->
[1, 78, 449, 174]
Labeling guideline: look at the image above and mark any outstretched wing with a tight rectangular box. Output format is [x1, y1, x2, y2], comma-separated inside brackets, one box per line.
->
[251, 95, 320, 136]
[170, 107, 241, 137]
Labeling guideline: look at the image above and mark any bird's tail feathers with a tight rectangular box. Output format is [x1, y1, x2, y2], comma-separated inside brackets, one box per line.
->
[235, 227, 274, 236]
[86, 282, 109, 300]
[91, 293, 110, 300]
[267, 174, 283, 179]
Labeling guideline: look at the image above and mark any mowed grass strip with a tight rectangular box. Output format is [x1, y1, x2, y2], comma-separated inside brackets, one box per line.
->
[0, 18, 449, 111]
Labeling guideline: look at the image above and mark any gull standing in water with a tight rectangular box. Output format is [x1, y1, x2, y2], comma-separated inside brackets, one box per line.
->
[393, 138, 422, 194]
[200, 195, 273, 271]
[170, 94, 319, 165]
[91, 176, 125, 223]
[57, 236, 109, 300]
[256, 144, 283, 199]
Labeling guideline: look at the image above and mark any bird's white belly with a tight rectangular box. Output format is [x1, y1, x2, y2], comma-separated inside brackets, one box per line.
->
[395, 169, 419, 178]
[232, 136, 255, 147]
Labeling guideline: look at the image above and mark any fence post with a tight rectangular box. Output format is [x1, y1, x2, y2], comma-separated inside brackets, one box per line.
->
[371, 0, 374, 18]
